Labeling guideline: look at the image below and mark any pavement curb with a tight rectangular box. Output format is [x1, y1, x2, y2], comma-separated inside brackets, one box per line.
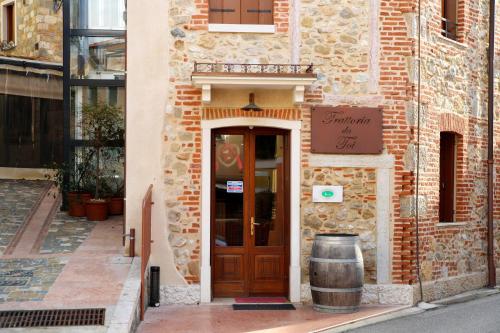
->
[107, 257, 142, 333]
[316, 287, 500, 333]
[431, 287, 500, 306]
[313, 306, 422, 333]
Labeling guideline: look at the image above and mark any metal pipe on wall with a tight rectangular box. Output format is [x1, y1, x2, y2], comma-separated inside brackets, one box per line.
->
[487, 0, 497, 288]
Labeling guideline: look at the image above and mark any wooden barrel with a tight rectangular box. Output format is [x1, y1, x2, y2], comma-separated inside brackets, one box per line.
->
[309, 233, 364, 313]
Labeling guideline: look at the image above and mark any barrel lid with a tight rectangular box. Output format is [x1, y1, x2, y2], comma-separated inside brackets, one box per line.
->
[314, 233, 359, 241]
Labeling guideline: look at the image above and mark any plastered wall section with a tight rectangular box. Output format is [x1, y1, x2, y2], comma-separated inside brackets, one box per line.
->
[126, 0, 184, 286]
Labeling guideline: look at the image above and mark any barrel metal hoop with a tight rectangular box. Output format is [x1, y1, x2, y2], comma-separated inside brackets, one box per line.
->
[313, 304, 360, 312]
[310, 257, 361, 264]
[310, 286, 363, 293]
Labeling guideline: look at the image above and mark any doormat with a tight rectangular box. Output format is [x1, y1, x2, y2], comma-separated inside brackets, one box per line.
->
[0, 308, 105, 328]
[232, 304, 296, 310]
[235, 297, 289, 303]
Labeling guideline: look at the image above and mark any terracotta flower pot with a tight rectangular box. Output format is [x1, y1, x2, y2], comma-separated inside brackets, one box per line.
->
[68, 191, 92, 204]
[67, 192, 92, 217]
[86, 200, 109, 221]
[108, 197, 124, 215]
[68, 202, 86, 217]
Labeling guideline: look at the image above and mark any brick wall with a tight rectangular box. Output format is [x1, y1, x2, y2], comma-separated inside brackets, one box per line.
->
[402, 0, 499, 286]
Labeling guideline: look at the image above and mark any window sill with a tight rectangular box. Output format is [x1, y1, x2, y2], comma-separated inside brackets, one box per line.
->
[436, 34, 467, 50]
[437, 222, 467, 228]
[208, 24, 275, 34]
[0, 43, 16, 52]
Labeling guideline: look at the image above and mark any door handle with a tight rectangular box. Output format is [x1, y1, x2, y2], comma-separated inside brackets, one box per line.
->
[251, 217, 255, 236]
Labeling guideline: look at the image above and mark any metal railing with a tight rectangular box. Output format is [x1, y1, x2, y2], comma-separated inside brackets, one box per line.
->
[193, 62, 314, 75]
[441, 17, 458, 41]
[140, 184, 153, 321]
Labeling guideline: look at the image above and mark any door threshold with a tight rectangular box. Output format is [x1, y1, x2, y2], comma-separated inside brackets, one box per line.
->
[210, 298, 236, 305]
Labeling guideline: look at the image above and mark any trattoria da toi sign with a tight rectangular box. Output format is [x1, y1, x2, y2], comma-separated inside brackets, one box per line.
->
[311, 106, 383, 154]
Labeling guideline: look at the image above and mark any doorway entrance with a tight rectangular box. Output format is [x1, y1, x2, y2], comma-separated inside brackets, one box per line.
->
[211, 127, 290, 297]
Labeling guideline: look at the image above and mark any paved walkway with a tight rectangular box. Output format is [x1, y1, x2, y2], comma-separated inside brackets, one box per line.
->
[138, 303, 407, 333]
[0, 217, 130, 310]
[0, 179, 132, 332]
[39, 212, 97, 254]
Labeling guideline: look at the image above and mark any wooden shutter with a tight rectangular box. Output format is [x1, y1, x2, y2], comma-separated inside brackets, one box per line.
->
[209, 0, 240, 24]
[209, 0, 223, 23]
[258, 0, 273, 25]
[241, 0, 273, 24]
[241, 0, 259, 24]
[439, 132, 456, 222]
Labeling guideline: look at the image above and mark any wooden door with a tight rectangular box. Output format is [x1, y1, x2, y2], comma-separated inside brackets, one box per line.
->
[211, 127, 289, 298]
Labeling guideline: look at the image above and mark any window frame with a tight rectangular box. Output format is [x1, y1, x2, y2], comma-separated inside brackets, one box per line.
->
[1, 0, 16, 44]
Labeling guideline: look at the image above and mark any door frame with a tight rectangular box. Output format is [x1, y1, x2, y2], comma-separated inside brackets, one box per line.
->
[200, 117, 302, 303]
[210, 127, 290, 297]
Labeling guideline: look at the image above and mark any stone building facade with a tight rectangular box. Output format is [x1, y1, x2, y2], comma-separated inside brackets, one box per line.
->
[126, 0, 500, 306]
[0, 0, 62, 62]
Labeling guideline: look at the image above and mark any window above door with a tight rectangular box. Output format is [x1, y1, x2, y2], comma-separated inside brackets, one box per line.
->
[208, 0, 276, 33]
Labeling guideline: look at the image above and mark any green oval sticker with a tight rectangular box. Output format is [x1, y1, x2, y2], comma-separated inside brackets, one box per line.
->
[322, 190, 334, 198]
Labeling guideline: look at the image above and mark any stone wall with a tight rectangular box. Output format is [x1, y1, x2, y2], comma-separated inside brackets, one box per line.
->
[0, 0, 62, 62]
[301, 167, 378, 284]
[163, 0, 389, 287]
[299, 0, 375, 100]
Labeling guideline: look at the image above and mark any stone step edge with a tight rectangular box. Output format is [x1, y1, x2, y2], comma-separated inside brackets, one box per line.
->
[29, 190, 62, 254]
[3, 182, 55, 256]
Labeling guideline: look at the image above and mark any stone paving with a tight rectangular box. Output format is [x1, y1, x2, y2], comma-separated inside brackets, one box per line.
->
[0, 179, 51, 255]
[0, 178, 129, 319]
[40, 212, 97, 254]
[0, 257, 67, 303]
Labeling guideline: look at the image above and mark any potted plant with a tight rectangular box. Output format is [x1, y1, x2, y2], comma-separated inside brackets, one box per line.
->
[80, 102, 124, 221]
[46, 160, 93, 217]
[104, 173, 125, 215]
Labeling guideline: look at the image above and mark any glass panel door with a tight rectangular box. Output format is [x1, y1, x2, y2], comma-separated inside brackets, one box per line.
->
[214, 133, 245, 247]
[253, 135, 285, 247]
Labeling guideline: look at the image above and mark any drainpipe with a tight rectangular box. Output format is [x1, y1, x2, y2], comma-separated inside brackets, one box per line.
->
[487, 0, 496, 288]
[415, 0, 424, 302]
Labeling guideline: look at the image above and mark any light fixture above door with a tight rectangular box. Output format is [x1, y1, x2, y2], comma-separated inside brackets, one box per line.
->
[242, 93, 262, 112]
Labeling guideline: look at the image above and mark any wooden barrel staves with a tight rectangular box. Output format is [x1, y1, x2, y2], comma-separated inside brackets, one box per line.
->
[309, 233, 364, 313]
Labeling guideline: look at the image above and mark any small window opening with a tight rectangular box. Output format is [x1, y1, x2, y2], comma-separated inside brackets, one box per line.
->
[439, 132, 456, 222]
[2, 2, 15, 43]
[441, 0, 458, 40]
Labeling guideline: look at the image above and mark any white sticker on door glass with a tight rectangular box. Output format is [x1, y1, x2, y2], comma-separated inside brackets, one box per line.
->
[227, 181, 244, 193]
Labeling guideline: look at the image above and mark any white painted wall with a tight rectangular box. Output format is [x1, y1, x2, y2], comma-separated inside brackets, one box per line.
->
[126, 0, 184, 285]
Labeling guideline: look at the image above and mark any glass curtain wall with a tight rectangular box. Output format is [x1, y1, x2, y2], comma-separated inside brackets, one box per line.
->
[64, 0, 126, 197]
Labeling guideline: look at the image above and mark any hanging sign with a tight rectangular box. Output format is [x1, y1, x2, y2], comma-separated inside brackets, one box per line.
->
[312, 185, 343, 203]
[311, 106, 383, 154]
[227, 181, 243, 193]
